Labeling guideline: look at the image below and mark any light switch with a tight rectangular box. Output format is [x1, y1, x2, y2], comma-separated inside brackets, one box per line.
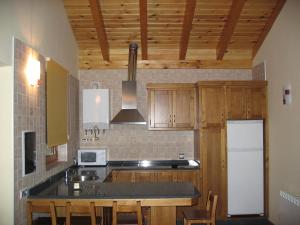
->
[283, 84, 292, 105]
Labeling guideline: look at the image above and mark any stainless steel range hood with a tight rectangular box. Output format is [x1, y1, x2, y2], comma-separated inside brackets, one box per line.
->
[110, 43, 146, 125]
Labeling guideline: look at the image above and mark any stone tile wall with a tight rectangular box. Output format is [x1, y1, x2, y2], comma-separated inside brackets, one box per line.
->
[79, 69, 252, 160]
[13, 39, 79, 225]
[253, 61, 266, 80]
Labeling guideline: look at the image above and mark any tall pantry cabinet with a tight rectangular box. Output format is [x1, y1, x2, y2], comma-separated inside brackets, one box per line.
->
[196, 81, 268, 219]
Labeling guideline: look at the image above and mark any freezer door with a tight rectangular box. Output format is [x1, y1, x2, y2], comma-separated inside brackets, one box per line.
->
[227, 120, 263, 150]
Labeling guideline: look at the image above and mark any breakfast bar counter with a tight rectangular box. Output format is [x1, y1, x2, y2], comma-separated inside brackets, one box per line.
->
[27, 163, 200, 225]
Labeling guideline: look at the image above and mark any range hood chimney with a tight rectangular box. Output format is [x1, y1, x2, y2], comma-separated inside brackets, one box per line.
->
[110, 43, 146, 125]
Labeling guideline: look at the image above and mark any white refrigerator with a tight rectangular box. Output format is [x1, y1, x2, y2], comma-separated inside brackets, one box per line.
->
[227, 120, 264, 216]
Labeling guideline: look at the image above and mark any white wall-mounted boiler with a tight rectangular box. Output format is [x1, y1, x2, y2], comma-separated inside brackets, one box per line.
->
[82, 89, 109, 130]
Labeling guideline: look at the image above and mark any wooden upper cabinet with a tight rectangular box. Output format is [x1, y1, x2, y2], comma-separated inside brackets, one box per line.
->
[246, 87, 267, 119]
[173, 89, 195, 128]
[199, 84, 225, 127]
[147, 84, 196, 130]
[226, 86, 247, 119]
[149, 90, 173, 128]
[226, 82, 267, 120]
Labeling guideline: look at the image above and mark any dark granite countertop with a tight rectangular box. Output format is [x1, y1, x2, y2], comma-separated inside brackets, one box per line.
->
[29, 179, 199, 199]
[107, 160, 199, 170]
[28, 160, 200, 200]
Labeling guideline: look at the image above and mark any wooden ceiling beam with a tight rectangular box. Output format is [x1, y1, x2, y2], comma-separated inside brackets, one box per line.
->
[179, 0, 196, 60]
[88, 0, 110, 61]
[216, 0, 246, 60]
[252, 0, 286, 58]
[139, 0, 148, 60]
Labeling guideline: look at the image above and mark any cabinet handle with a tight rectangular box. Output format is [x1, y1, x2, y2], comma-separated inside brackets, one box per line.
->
[222, 159, 225, 169]
[169, 114, 172, 123]
[173, 114, 175, 123]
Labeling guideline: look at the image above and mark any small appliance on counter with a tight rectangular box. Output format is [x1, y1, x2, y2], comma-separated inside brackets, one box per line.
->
[77, 148, 107, 166]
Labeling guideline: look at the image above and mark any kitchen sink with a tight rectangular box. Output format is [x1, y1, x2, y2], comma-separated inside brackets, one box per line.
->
[71, 175, 99, 182]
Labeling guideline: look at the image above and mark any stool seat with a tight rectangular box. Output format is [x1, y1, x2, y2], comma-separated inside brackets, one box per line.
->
[32, 217, 65, 225]
[66, 201, 100, 225]
[112, 201, 143, 225]
[69, 216, 102, 225]
[182, 191, 218, 225]
[183, 209, 210, 220]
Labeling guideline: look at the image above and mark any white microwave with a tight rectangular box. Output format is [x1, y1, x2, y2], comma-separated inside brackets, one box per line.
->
[78, 149, 107, 166]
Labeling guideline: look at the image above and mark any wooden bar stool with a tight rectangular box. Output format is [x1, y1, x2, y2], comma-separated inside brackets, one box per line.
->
[112, 201, 143, 225]
[183, 191, 218, 225]
[65, 201, 101, 225]
[27, 201, 64, 225]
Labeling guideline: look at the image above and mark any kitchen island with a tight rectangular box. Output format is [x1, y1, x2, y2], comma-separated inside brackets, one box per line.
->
[27, 162, 200, 225]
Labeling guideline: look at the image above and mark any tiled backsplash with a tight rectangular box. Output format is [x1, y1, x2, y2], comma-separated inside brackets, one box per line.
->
[13, 39, 79, 225]
[79, 69, 251, 160]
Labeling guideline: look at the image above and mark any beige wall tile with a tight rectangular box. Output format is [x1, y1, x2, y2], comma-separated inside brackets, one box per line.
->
[13, 39, 79, 225]
[79, 69, 251, 160]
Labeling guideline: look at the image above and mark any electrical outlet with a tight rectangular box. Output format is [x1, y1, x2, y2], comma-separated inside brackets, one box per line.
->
[179, 153, 185, 159]
[20, 188, 29, 199]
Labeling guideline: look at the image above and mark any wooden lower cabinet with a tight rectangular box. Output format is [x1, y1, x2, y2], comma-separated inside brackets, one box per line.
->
[111, 169, 200, 220]
[111, 170, 199, 187]
[200, 126, 227, 219]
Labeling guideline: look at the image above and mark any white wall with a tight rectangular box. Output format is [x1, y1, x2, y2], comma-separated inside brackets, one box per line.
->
[253, 0, 300, 224]
[0, 0, 78, 77]
[0, 66, 14, 225]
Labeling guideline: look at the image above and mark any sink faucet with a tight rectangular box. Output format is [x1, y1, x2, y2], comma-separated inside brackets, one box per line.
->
[65, 167, 73, 183]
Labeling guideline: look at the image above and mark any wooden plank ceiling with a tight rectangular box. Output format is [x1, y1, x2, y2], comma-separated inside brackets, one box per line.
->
[64, 0, 285, 69]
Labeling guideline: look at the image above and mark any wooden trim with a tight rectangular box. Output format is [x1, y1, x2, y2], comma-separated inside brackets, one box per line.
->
[27, 202, 33, 225]
[217, 0, 246, 60]
[264, 86, 270, 217]
[80, 59, 252, 69]
[139, 0, 148, 60]
[179, 0, 196, 60]
[88, 0, 110, 61]
[220, 127, 227, 218]
[27, 198, 196, 207]
[252, 0, 286, 58]
[147, 83, 195, 89]
[196, 80, 267, 87]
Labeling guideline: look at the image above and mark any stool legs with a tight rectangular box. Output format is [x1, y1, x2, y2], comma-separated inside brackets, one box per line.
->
[49, 202, 57, 225]
[90, 202, 97, 225]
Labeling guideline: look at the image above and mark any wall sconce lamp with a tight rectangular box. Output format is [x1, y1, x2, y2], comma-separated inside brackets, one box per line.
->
[26, 55, 40, 86]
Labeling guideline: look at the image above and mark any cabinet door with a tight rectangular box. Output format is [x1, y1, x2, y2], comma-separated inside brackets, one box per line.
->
[200, 86, 225, 127]
[246, 87, 266, 119]
[156, 171, 176, 182]
[135, 171, 157, 182]
[226, 87, 247, 119]
[112, 170, 135, 182]
[176, 170, 198, 186]
[200, 127, 226, 219]
[173, 89, 195, 129]
[149, 90, 173, 128]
